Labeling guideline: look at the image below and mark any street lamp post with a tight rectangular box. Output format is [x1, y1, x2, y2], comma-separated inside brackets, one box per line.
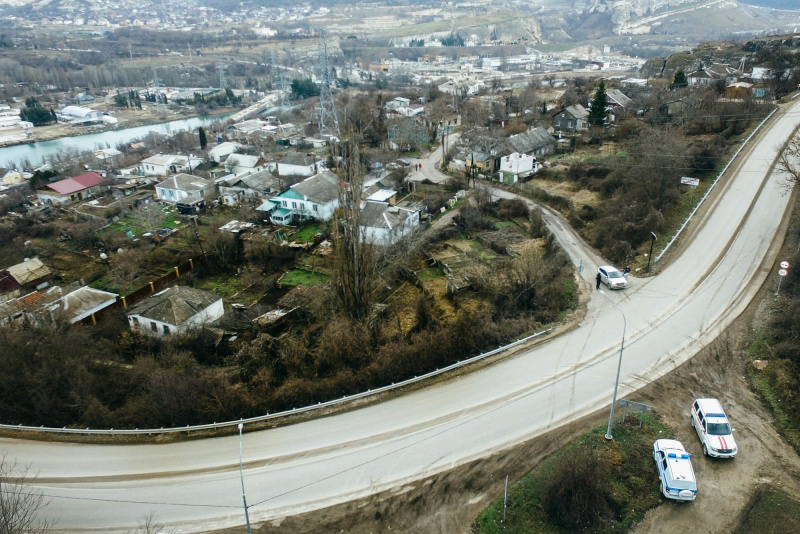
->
[238, 423, 253, 534]
[598, 290, 626, 441]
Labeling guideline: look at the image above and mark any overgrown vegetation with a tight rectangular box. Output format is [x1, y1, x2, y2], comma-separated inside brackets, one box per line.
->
[747, 194, 800, 454]
[736, 490, 800, 534]
[0, 196, 576, 429]
[477, 415, 671, 533]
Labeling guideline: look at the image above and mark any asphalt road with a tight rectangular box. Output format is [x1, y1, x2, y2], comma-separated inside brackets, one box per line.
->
[2, 101, 799, 533]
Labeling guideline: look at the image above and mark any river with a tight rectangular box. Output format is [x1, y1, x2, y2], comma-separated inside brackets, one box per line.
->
[0, 113, 230, 169]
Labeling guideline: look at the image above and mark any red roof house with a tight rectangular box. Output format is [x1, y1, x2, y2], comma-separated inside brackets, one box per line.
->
[37, 172, 108, 205]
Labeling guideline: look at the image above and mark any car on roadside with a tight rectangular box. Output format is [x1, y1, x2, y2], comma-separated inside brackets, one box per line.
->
[397, 158, 411, 167]
[598, 265, 628, 289]
[690, 398, 738, 458]
[653, 439, 697, 501]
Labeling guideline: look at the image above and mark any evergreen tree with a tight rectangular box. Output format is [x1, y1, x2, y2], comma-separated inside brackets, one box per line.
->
[672, 69, 688, 88]
[198, 127, 208, 150]
[588, 81, 609, 127]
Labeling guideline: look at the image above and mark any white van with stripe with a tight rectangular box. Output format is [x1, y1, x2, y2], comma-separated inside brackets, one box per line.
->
[691, 398, 738, 458]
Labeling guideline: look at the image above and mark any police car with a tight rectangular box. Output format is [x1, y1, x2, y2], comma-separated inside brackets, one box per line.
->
[653, 439, 697, 501]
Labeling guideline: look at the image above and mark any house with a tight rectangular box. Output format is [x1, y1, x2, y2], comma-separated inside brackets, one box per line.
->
[553, 104, 589, 132]
[228, 119, 269, 138]
[687, 64, 739, 87]
[156, 173, 216, 205]
[224, 153, 267, 176]
[46, 286, 118, 324]
[0, 257, 53, 294]
[750, 65, 772, 81]
[361, 201, 420, 246]
[498, 127, 556, 158]
[276, 152, 324, 177]
[725, 82, 755, 99]
[302, 137, 327, 149]
[0, 290, 46, 326]
[36, 171, 107, 205]
[466, 151, 495, 174]
[498, 152, 539, 183]
[208, 142, 243, 163]
[126, 285, 224, 336]
[139, 154, 204, 176]
[270, 170, 340, 225]
[217, 169, 281, 206]
[0, 168, 25, 185]
[606, 89, 633, 109]
[74, 92, 96, 105]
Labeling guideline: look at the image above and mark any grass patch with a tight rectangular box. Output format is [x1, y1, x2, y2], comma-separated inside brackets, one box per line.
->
[477, 415, 671, 533]
[495, 220, 517, 229]
[278, 269, 330, 287]
[416, 267, 444, 282]
[291, 224, 325, 243]
[747, 329, 800, 454]
[737, 490, 800, 534]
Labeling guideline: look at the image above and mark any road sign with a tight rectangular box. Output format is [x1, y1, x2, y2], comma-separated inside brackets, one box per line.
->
[779, 269, 788, 277]
[780, 260, 790, 269]
[618, 399, 653, 410]
[681, 176, 700, 188]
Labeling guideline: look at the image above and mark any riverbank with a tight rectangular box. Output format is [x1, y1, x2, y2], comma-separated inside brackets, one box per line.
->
[0, 104, 239, 150]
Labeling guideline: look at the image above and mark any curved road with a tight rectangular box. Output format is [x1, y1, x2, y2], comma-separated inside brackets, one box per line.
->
[2, 102, 799, 532]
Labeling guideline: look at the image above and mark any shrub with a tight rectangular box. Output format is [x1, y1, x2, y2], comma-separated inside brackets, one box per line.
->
[541, 443, 615, 529]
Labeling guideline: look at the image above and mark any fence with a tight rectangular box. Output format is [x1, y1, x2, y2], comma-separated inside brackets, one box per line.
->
[0, 325, 553, 435]
[655, 107, 778, 264]
[76, 255, 205, 325]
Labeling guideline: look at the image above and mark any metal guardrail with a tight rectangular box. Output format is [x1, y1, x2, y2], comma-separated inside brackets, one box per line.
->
[655, 107, 779, 264]
[0, 327, 553, 436]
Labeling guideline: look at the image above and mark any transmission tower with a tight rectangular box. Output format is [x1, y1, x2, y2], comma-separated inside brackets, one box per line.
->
[217, 64, 228, 90]
[271, 50, 290, 110]
[317, 33, 340, 138]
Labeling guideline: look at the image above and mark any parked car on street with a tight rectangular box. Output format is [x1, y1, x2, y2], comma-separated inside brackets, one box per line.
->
[653, 439, 697, 501]
[598, 265, 628, 289]
[690, 398, 738, 458]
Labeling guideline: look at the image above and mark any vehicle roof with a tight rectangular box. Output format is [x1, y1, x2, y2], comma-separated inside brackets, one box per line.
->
[599, 265, 619, 271]
[655, 438, 686, 452]
[695, 398, 727, 418]
[655, 440, 696, 484]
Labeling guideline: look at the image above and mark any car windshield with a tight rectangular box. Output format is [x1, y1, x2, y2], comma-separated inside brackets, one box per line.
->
[707, 422, 731, 435]
[608, 271, 623, 278]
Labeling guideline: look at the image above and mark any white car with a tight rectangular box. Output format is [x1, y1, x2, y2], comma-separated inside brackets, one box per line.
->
[653, 439, 697, 501]
[598, 265, 628, 289]
[691, 398, 738, 458]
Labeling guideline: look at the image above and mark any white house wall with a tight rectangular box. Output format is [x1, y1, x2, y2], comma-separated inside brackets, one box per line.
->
[184, 299, 224, 329]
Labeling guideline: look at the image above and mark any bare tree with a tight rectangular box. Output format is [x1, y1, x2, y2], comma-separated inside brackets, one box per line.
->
[0, 455, 51, 534]
[127, 512, 175, 534]
[332, 140, 377, 321]
[777, 133, 800, 187]
[131, 203, 165, 234]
